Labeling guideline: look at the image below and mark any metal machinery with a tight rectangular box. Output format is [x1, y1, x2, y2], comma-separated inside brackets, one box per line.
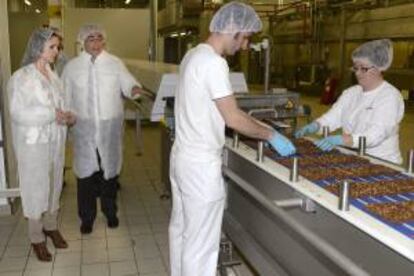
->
[135, 60, 414, 275]
[222, 97, 414, 275]
[160, 91, 303, 199]
[141, 63, 251, 199]
[161, 90, 316, 274]
[223, 137, 414, 275]
[162, 91, 414, 275]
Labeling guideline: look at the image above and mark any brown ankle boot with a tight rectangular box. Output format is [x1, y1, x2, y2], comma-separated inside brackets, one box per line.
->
[32, 242, 52, 262]
[43, 230, 68, 249]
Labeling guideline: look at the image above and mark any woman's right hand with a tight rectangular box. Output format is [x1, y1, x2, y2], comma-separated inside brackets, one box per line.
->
[294, 122, 320, 138]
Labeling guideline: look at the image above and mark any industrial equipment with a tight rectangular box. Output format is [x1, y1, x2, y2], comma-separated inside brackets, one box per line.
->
[223, 134, 414, 275]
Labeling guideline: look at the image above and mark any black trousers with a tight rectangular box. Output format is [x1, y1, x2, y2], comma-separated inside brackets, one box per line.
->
[77, 152, 118, 225]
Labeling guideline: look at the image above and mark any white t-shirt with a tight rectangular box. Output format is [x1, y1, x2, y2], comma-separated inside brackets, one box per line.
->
[173, 43, 233, 161]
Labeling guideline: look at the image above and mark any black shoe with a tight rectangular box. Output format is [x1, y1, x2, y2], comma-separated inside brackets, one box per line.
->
[107, 216, 119, 228]
[80, 223, 93, 234]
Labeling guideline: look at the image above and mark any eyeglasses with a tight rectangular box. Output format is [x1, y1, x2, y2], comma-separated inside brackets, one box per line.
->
[350, 66, 375, 73]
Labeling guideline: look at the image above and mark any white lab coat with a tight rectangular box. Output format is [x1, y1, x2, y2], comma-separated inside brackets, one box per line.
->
[8, 64, 67, 220]
[317, 81, 404, 164]
[62, 51, 140, 179]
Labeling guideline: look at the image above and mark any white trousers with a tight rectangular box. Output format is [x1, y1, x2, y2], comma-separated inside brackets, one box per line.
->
[28, 211, 58, 243]
[169, 152, 225, 276]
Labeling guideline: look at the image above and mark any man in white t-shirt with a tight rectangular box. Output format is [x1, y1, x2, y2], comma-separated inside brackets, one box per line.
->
[169, 2, 296, 275]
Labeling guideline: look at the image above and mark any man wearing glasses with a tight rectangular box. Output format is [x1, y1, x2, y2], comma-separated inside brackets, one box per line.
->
[295, 39, 404, 164]
[62, 24, 143, 234]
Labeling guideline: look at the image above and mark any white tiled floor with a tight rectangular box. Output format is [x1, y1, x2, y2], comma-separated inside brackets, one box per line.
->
[0, 123, 172, 276]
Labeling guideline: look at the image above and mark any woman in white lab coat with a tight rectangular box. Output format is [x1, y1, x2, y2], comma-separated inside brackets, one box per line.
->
[8, 27, 75, 262]
[295, 39, 404, 164]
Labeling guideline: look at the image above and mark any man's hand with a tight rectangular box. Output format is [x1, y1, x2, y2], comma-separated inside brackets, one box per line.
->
[131, 86, 143, 98]
[267, 131, 296, 156]
[56, 109, 66, 125]
[65, 111, 77, 127]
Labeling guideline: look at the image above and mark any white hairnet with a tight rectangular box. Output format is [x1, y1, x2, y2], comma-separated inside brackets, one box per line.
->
[77, 24, 106, 44]
[209, 1, 262, 34]
[352, 39, 393, 71]
[21, 27, 58, 66]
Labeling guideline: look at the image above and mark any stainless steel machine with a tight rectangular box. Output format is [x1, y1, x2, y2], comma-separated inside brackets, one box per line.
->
[140, 58, 414, 274]
[161, 92, 306, 199]
[159, 88, 414, 275]
[222, 134, 414, 275]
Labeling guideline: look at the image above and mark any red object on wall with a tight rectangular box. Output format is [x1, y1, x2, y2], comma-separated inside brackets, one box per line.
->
[320, 77, 338, 105]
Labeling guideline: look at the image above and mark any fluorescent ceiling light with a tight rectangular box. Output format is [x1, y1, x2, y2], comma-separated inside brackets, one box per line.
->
[35, 9, 41, 13]
[125, 0, 131, 4]
[24, 0, 32, 6]
[170, 33, 178, 38]
[179, 32, 186, 36]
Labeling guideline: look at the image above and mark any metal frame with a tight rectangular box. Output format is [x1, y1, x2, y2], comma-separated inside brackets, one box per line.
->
[223, 166, 369, 276]
[222, 146, 414, 275]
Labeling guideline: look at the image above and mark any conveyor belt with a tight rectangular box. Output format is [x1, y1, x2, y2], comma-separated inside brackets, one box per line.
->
[241, 138, 414, 240]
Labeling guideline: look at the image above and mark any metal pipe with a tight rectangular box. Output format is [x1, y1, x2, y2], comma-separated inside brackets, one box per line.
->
[407, 149, 414, 174]
[289, 157, 299, 182]
[264, 39, 271, 93]
[256, 141, 264, 163]
[233, 132, 239, 148]
[149, 0, 158, 61]
[322, 126, 330, 138]
[247, 108, 277, 118]
[339, 180, 351, 211]
[222, 167, 369, 276]
[274, 198, 303, 208]
[358, 136, 366, 156]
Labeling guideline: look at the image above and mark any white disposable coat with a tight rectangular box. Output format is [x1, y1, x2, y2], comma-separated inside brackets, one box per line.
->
[317, 81, 404, 164]
[62, 51, 140, 179]
[8, 64, 67, 220]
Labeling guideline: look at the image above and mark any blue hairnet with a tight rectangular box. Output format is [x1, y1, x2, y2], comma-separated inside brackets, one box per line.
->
[352, 39, 393, 71]
[209, 1, 262, 34]
[21, 27, 57, 66]
[77, 24, 106, 45]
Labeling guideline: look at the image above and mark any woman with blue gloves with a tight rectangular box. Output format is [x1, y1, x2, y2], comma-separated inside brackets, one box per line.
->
[295, 39, 404, 164]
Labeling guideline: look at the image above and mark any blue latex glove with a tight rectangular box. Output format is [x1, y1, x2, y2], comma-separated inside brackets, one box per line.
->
[268, 131, 297, 157]
[314, 135, 344, 151]
[294, 122, 319, 138]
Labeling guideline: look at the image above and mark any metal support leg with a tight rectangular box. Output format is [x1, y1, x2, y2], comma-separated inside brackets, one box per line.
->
[135, 109, 143, 155]
[218, 235, 242, 276]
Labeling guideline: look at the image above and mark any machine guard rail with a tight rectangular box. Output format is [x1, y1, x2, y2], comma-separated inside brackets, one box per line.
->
[222, 165, 370, 276]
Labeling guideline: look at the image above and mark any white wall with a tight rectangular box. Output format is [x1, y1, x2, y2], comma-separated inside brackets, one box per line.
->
[0, 2, 11, 81]
[63, 8, 150, 60]
[0, 0, 18, 212]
